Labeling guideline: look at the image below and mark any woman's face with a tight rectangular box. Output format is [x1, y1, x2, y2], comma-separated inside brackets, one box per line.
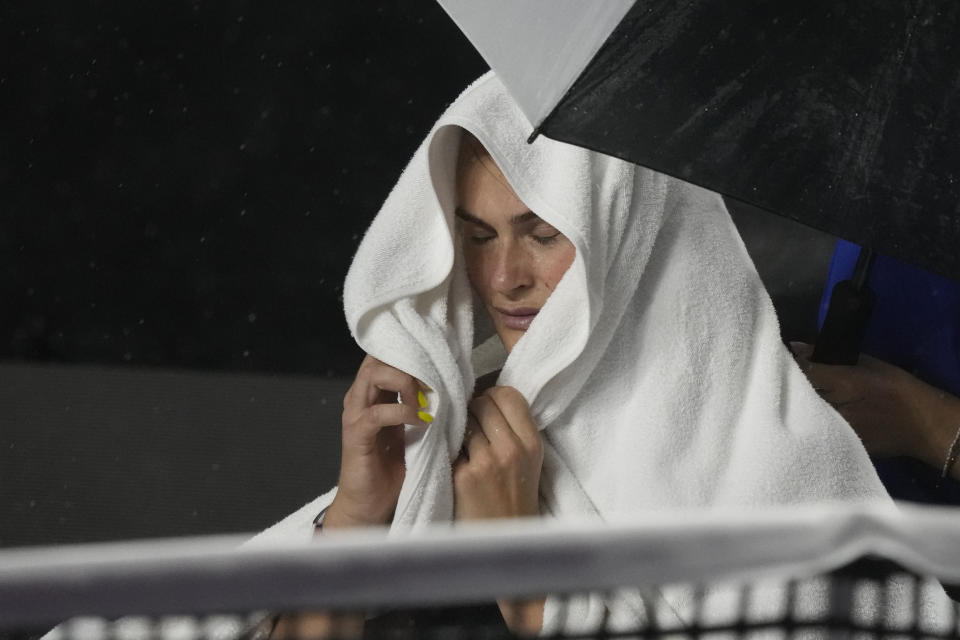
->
[455, 138, 576, 353]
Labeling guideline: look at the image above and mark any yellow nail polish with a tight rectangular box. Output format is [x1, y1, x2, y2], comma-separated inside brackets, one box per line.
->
[418, 411, 434, 423]
[417, 390, 428, 409]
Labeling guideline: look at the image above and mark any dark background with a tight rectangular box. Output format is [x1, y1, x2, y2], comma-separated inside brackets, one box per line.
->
[1, 0, 487, 375]
[0, 1, 834, 547]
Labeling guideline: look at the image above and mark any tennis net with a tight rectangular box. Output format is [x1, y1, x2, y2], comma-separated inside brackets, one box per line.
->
[3, 501, 960, 639]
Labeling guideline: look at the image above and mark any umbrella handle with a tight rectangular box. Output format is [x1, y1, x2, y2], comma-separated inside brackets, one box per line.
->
[811, 249, 876, 365]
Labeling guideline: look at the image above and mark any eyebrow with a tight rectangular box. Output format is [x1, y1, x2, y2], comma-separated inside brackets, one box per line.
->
[454, 207, 541, 230]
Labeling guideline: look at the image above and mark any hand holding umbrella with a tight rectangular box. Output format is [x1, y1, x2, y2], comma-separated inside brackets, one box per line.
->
[791, 341, 960, 482]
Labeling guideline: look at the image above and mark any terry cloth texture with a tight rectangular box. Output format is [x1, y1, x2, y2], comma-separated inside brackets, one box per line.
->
[251, 73, 927, 633]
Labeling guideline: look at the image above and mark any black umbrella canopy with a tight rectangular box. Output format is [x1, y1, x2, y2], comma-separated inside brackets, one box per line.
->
[447, 0, 960, 281]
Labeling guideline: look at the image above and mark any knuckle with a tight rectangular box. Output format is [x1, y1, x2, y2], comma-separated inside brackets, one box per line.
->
[500, 445, 522, 467]
[366, 403, 386, 427]
[489, 385, 525, 405]
[526, 435, 544, 458]
[470, 452, 494, 475]
[469, 394, 490, 412]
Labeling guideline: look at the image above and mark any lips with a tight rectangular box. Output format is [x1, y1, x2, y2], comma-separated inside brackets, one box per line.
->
[495, 306, 539, 331]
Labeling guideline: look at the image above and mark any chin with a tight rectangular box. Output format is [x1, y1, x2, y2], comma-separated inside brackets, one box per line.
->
[499, 330, 523, 354]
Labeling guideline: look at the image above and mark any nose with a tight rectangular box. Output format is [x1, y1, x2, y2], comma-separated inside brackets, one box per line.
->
[490, 240, 534, 295]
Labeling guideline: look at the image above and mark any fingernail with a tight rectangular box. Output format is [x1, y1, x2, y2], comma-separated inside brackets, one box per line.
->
[417, 390, 428, 409]
[418, 411, 434, 423]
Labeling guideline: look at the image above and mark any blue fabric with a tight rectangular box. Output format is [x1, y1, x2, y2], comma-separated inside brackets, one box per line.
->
[819, 239, 960, 504]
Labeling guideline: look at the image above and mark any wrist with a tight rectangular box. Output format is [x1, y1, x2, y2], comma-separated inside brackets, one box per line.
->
[914, 382, 960, 468]
[322, 497, 392, 529]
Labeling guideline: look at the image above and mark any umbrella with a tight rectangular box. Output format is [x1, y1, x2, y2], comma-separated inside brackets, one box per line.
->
[436, 0, 960, 284]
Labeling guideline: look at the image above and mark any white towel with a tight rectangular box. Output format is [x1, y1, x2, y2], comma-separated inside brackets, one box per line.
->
[255, 72, 902, 631]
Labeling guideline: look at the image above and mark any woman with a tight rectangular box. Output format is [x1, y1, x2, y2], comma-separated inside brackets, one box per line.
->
[255, 73, 894, 636]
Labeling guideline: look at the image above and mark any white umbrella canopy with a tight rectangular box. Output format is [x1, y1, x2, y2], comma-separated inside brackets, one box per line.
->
[437, 0, 634, 131]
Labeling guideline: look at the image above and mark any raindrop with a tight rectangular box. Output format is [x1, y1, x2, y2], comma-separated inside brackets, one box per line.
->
[199, 236, 206, 243]
[123, 352, 132, 361]
[242, 349, 250, 357]
[247, 312, 257, 323]
[138, 317, 145, 325]
[240, 208, 247, 216]
[239, 142, 247, 150]
[236, 15, 244, 22]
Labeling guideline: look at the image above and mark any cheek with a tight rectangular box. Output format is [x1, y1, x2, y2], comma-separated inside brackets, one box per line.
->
[463, 246, 489, 294]
[541, 244, 576, 291]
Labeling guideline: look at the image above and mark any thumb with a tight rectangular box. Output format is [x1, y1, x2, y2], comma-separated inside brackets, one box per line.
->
[788, 340, 815, 360]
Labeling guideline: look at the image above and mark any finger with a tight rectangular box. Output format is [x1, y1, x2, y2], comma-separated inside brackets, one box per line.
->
[789, 341, 815, 360]
[483, 386, 540, 449]
[461, 411, 491, 459]
[346, 402, 427, 440]
[468, 395, 519, 449]
[352, 359, 424, 414]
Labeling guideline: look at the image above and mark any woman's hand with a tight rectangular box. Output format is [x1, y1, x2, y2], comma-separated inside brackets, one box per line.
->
[790, 341, 960, 469]
[324, 355, 431, 529]
[453, 385, 545, 634]
[453, 386, 544, 521]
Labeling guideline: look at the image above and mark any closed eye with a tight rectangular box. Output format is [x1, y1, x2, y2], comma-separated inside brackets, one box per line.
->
[532, 231, 562, 245]
[469, 233, 496, 245]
